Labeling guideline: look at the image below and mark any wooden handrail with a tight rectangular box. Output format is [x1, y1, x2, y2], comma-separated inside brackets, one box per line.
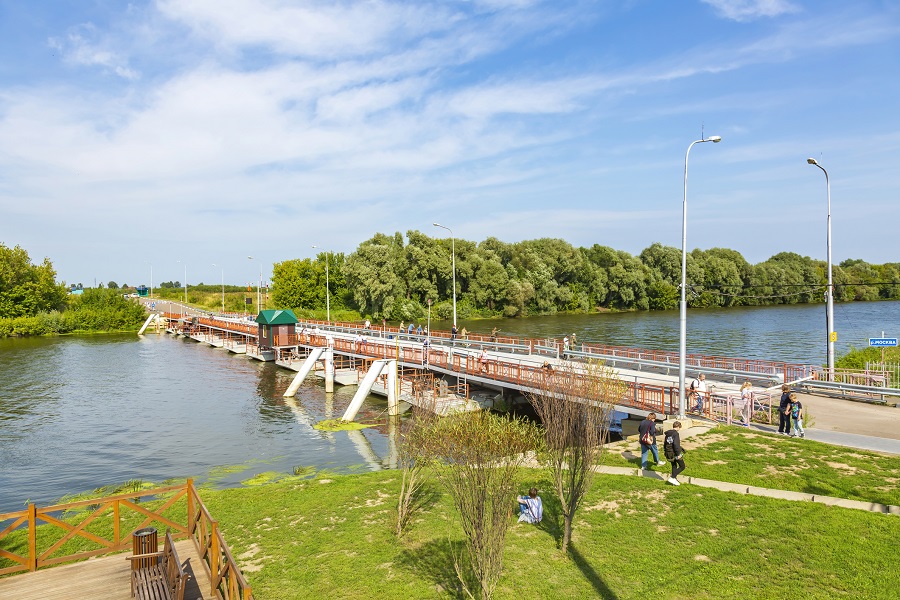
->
[0, 480, 254, 599]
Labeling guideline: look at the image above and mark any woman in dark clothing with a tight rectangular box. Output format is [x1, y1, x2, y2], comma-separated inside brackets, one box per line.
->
[638, 412, 664, 470]
[664, 421, 685, 485]
[778, 384, 792, 434]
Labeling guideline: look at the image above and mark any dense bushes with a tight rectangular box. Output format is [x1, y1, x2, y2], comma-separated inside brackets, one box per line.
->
[0, 288, 147, 337]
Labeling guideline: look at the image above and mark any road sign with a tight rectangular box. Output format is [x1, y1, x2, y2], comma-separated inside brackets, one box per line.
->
[869, 338, 898, 347]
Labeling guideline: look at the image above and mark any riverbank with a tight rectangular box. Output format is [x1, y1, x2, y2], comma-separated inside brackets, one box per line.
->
[2, 426, 897, 598]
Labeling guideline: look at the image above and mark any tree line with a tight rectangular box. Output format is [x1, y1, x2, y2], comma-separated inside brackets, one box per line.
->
[0, 243, 147, 336]
[270, 232, 900, 321]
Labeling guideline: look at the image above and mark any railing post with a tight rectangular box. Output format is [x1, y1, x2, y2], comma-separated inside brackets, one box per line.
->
[210, 521, 221, 597]
[187, 478, 195, 535]
[28, 503, 37, 572]
[114, 499, 120, 547]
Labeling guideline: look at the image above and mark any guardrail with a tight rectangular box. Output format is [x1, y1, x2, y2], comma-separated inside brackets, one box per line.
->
[0, 480, 254, 599]
[799, 380, 900, 403]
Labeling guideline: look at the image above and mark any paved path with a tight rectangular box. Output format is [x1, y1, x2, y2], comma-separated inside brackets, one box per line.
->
[792, 390, 900, 440]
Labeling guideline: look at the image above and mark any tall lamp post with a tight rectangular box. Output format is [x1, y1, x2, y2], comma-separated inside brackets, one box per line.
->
[212, 264, 225, 314]
[432, 222, 457, 329]
[678, 135, 721, 418]
[807, 158, 835, 380]
[247, 256, 261, 314]
[176, 260, 187, 304]
[311, 245, 331, 323]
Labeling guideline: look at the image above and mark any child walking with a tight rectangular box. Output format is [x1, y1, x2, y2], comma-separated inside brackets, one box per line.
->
[789, 393, 805, 438]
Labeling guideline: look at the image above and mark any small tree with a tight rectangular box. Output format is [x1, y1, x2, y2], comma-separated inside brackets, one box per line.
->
[427, 411, 539, 600]
[529, 360, 624, 552]
[395, 397, 439, 538]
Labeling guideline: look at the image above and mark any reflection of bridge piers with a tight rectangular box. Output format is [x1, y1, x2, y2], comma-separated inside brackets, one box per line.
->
[159, 311, 816, 420]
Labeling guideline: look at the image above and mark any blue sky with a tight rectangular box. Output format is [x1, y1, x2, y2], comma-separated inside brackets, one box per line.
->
[1, 0, 898, 288]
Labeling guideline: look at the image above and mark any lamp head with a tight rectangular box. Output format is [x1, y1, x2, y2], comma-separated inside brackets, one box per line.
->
[432, 222, 441, 227]
[708, 136, 722, 143]
[807, 158, 818, 165]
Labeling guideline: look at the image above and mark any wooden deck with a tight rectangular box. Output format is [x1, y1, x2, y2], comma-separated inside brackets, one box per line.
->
[0, 539, 210, 600]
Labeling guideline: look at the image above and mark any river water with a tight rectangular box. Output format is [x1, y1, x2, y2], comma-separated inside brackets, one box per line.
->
[1, 301, 898, 512]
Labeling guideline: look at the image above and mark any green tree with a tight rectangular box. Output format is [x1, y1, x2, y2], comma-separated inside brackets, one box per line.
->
[344, 233, 405, 318]
[0, 243, 68, 318]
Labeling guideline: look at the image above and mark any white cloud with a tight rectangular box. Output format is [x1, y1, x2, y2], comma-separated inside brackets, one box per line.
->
[155, 0, 459, 59]
[701, 0, 800, 22]
[47, 24, 140, 80]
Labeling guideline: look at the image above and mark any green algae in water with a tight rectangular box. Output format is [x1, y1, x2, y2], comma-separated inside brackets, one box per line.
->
[315, 418, 372, 431]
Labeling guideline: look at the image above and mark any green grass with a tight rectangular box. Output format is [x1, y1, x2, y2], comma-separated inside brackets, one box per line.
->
[604, 427, 900, 505]
[196, 470, 897, 600]
[3, 468, 897, 599]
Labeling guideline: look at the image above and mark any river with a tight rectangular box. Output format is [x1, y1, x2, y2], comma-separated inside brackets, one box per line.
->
[1, 300, 898, 512]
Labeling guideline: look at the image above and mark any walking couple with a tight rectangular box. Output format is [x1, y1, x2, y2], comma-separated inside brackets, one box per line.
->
[639, 413, 686, 486]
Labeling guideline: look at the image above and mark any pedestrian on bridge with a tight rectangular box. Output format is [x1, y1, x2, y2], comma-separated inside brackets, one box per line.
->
[789, 393, 805, 438]
[639, 413, 665, 470]
[739, 381, 752, 426]
[690, 374, 708, 413]
[778, 384, 792, 435]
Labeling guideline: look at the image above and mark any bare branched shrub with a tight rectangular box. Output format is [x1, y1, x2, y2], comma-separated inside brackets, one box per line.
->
[529, 359, 624, 552]
[395, 396, 439, 538]
[427, 410, 540, 600]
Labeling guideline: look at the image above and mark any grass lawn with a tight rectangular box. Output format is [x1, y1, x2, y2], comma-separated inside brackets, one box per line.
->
[195, 469, 898, 600]
[604, 426, 900, 506]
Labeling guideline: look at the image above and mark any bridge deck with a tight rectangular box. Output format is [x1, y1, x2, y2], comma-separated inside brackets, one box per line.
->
[0, 539, 211, 600]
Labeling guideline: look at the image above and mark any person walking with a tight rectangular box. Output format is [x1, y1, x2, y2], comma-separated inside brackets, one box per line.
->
[739, 381, 753, 426]
[664, 421, 685, 485]
[778, 384, 792, 435]
[690, 374, 708, 413]
[638, 412, 665, 470]
[789, 393, 805, 438]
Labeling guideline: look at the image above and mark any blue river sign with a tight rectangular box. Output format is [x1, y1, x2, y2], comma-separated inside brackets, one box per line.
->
[869, 338, 898, 347]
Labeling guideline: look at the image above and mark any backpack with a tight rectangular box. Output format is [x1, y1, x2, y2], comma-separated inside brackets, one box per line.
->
[690, 379, 699, 390]
[663, 432, 676, 460]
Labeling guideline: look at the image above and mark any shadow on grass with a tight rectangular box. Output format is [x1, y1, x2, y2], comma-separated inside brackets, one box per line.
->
[569, 543, 620, 600]
[396, 537, 470, 599]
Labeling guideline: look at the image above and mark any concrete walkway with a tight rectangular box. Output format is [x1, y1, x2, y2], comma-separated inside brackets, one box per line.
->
[593, 464, 900, 515]
[604, 416, 900, 515]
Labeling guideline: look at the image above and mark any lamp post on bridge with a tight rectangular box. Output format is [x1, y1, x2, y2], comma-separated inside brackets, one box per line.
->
[678, 135, 721, 418]
[247, 256, 262, 315]
[432, 223, 457, 330]
[807, 158, 835, 380]
[311, 245, 331, 324]
[212, 264, 225, 314]
[176, 260, 187, 315]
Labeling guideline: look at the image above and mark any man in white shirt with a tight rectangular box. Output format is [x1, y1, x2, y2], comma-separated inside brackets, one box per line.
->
[690, 373, 708, 413]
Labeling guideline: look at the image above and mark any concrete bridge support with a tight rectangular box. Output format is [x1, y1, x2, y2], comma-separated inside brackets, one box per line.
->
[341, 359, 397, 422]
[283, 347, 325, 398]
[325, 347, 335, 393]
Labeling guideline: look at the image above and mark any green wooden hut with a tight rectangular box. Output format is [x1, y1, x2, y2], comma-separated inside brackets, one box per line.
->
[256, 309, 298, 348]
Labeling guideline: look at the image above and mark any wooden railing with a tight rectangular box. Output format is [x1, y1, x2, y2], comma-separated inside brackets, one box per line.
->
[0, 480, 254, 599]
[186, 483, 253, 600]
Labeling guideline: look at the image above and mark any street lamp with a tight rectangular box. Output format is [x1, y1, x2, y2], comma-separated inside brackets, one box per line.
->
[247, 256, 261, 314]
[432, 222, 457, 329]
[807, 158, 835, 380]
[678, 135, 721, 418]
[176, 260, 187, 304]
[311, 245, 331, 323]
[212, 264, 225, 314]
